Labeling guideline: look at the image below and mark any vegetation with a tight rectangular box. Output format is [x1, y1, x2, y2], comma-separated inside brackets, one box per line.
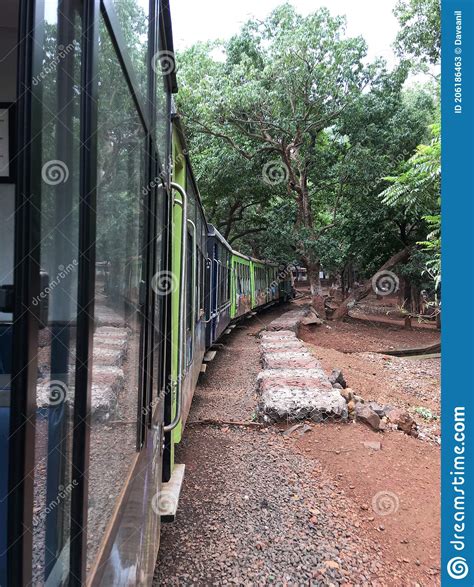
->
[175, 0, 441, 320]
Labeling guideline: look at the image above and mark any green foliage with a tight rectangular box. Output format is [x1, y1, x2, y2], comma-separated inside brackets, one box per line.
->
[176, 2, 440, 293]
[394, 0, 441, 66]
[380, 125, 441, 288]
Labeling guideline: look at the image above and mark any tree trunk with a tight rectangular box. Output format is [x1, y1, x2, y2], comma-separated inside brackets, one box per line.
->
[332, 248, 410, 321]
[307, 261, 325, 317]
[403, 276, 412, 330]
[340, 269, 346, 300]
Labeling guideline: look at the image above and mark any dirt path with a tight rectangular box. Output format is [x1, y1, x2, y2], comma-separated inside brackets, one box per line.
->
[154, 304, 440, 586]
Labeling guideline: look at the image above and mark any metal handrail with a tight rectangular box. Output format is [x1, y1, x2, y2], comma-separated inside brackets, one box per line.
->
[187, 218, 197, 340]
[164, 182, 187, 433]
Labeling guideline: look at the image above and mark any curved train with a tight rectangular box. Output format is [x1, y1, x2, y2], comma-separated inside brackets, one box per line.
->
[0, 0, 293, 584]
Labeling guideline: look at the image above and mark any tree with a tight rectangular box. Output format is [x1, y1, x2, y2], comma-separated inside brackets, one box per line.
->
[177, 4, 390, 313]
[394, 0, 441, 66]
[380, 123, 441, 306]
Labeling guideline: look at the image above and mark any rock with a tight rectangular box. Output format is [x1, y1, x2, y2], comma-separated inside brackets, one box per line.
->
[266, 306, 314, 332]
[324, 561, 340, 570]
[257, 368, 333, 393]
[258, 388, 348, 422]
[385, 407, 418, 435]
[361, 441, 381, 450]
[353, 395, 364, 404]
[339, 387, 354, 402]
[366, 402, 386, 417]
[301, 314, 323, 326]
[347, 399, 356, 413]
[329, 369, 347, 388]
[355, 404, 381, 431]
[332, 382, 343, 389]
[262, 351, 322, 370]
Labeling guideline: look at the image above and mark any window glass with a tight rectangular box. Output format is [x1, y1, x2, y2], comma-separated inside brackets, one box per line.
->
[29, 3, 82, 583]
[87, 20, 146, 573]
[155, 8, 170, 169]
[112, 0, 149, 98]
[10, 1, 83, 582]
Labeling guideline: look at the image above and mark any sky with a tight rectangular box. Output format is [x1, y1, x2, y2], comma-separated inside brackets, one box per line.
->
[170, 0, 401, 67]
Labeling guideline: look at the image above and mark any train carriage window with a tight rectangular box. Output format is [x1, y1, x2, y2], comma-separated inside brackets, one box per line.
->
[86, 20, 147, 573]
[155, 4, 170, 169]
[27, 2, 83, 581]
[112, 0, 149, 98]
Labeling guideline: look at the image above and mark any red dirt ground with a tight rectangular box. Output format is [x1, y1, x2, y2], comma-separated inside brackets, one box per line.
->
[284, 422, 441, 585]
[296, 309, 441, 585]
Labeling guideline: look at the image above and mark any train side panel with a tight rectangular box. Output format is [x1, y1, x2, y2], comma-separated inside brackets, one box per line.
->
[230, 252, 252, 319]
[206, 226, 232, 347]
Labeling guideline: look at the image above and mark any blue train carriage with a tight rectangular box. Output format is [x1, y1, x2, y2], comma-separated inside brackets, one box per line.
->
[206, 225, 232, 348]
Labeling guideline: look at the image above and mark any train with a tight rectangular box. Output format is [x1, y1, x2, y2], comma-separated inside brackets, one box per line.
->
[0, 0, 293, 584]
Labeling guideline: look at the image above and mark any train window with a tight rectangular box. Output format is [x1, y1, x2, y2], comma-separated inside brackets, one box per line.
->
[156, 4, 170, 169]
[87, 20, 147, 573]
[27, 1, 83, 582]
[112, 0, 149, 98]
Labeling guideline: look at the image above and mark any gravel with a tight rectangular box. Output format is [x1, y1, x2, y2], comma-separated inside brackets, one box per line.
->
[154, 304, 388, 585]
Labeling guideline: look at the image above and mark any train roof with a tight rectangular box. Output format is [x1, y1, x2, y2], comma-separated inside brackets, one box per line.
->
[231, 250, 279, 268]
[207, 224, 233, 249]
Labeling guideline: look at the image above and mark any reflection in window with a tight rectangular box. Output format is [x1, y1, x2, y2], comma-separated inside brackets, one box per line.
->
[32, 2, 82, 583]
[87, 20, 146, 573]
[112, 0, 149, 97]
